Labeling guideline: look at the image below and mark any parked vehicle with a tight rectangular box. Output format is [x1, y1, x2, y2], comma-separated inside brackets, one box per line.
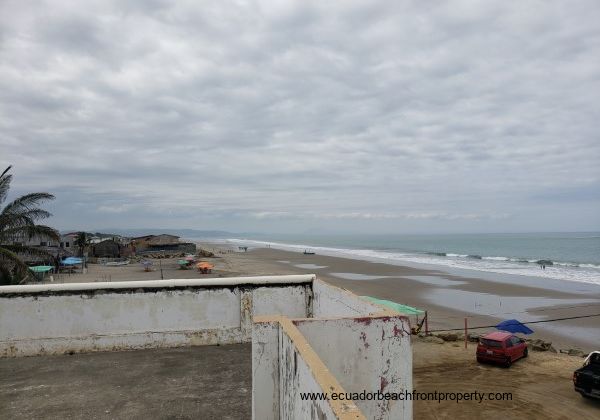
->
[476, 331, 528, 367]
[573, 351, 600, 400]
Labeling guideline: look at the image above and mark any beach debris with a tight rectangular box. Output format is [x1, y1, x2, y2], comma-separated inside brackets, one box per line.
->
[422, 335, 445, 344]
[525, 338, 556, 352]
[197, 249, 215, 258]
[434, 332, 459, 342]
[567, 348, 586, 357]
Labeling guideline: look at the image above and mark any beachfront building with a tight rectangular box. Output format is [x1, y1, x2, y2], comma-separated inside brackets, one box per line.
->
[59, 232, 78, 250]
[91, 239, 122, 258]
[131, 234, 196, 255]
[130, 234, 156, 252]
[147, 234, 181, 250]
[6, 233, 73, 265]
[0, 275, 413, 419]
[9, 233, 60, 248]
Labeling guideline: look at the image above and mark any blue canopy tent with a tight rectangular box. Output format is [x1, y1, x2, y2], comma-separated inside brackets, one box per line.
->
[496, 319, 534, 335]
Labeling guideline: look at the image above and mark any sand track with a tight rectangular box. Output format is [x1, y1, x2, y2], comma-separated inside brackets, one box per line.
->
[413, 339, 600, 419]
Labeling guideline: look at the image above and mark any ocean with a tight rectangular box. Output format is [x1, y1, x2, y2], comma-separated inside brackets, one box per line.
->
[224, 232, 600, 286]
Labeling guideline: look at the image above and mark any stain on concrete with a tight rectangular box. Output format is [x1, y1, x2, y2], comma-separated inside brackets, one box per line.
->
[0, 344, 252, 419]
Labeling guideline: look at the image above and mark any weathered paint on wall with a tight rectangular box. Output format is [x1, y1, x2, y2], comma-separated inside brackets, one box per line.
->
[312, 280, 381, 317]
[252, 319, 280, 420]
[2, 289, 240, 339]
[294, 316, 413, 420]
[252, 286, 308, 318]
[252, 281, 411, 420]
[279, 327, 340, 420]
[0, 284, 310, 357]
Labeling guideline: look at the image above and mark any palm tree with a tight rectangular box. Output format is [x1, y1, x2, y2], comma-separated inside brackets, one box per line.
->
[0, 166, 59, 285]
[75, 231, 89, 257]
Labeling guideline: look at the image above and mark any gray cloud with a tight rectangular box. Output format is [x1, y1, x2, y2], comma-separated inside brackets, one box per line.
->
[1, 0, 599, 233]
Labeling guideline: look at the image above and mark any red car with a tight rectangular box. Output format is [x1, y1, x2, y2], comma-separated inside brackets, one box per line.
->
[476, 331, 528, 367]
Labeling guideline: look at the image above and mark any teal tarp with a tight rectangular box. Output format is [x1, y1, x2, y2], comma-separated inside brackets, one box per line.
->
[361, 296, 425, 315]
[29, 265, 53, 273]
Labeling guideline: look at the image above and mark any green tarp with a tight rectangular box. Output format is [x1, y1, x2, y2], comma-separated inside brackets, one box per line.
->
[361, 296, 424, 315]
[29, 265, 53, 273]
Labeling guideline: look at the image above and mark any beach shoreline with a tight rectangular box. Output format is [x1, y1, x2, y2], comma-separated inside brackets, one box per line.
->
[206, 243, 600, 352]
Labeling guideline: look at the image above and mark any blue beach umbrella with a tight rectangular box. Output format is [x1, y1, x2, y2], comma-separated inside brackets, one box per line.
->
[496, 319, 534, 335]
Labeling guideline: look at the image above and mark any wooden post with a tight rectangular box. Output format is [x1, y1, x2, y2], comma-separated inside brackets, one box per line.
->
[425, 311, 429, 335]
[464, 317, 468, 349]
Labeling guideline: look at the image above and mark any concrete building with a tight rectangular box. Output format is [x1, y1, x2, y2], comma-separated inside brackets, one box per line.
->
[6, 233, 73, 264]
[0, 275, 412, 419]
[10, 233, 59, 248]
[91, 239, 122, 258]
[130, 234, 196, 255]
[59, 233, 76, 250]
[147, 234, 180, 247]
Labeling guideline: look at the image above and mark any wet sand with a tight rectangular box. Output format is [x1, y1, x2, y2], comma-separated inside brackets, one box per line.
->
[222, 247, 600, 352]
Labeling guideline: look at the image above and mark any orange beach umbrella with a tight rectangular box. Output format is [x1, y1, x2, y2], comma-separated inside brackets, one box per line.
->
[196, 262, 214, 269]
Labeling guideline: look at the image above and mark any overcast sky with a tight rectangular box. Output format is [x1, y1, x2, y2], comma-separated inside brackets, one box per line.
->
[1, 0, 599, 234]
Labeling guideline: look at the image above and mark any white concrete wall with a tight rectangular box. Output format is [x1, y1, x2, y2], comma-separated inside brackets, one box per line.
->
[253, 285, 310, 318]
[278, 327, 339, 420]
[295, 316, 412, 420]
[312, 279, 381, 317]
[0, 278, 312, 357]
[252, 280, 412, 420]
[252, 320, 280, 420]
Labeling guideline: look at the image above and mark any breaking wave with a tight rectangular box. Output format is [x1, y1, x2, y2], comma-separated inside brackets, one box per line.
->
[226, 238, 600, 286]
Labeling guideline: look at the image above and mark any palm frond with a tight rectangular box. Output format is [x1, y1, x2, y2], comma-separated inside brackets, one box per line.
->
[1, 192, 55, 216]
[0, 264, 17, 285]
[0, 166, 12, 206]
[0, 224, 60, 248]
[27, 224, 60, 241]
[0, 166, 57, 284]
[0, 207, 53, 234]
[0, 246, 31, 281]
[0, 214, 35, 237]
[22, 208, 52, 222]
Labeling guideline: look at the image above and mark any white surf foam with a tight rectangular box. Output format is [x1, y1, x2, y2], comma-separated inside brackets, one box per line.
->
[226, 238, 600, 286]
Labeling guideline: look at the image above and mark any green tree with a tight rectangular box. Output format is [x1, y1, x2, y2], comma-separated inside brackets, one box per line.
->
[0, 166, 59, 285]
[75, 231, 89, 257]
